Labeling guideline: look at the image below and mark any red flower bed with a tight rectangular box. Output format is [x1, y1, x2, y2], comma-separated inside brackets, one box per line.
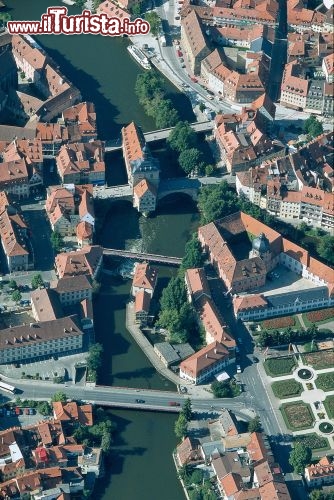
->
[306, 308, 334, 323]
[262, 316, 295, 329]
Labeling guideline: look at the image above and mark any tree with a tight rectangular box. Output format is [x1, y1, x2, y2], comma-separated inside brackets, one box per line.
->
[289, 442, 312, 474]
[0, 13, 11, 26]
[199, 102, 206, 112]
[178, 464, 191, 482]
[31, 274, 44, 290]
[175, 412, 188, 439]
[8, 280, 17, 290]
[37, 401, 52, 416]
[144, 11, 161, 36]
[51, 231, 64, 252]
[248, 416, 262, 433]
[167, 121, 197, 154]
[74, 0, 86, 8]
[93, 0, 103, 10]
[317, 235, 334, 265]
[131, 2, 143, 17]
[189, 469, 203, 485]
[211, 380, 231, 398]
[11, 290, 22, 303]
[205, 164, 215, 176]
[197, 181, 239, 224]
[182, 398, 192, 421]
[180, 234, 203, 271]
[154, 98, 179, 128]
[304, 115, 323, 138]
[51, 391, 67, 403]
[87, 343, 103, 373]
[178, 148, 202, 175]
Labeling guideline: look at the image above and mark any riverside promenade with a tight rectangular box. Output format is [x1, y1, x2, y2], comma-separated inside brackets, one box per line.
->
[125, 302, 185, 387]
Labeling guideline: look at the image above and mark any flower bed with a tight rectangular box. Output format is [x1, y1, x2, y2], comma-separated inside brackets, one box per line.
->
[271, 379, 303, 399]
[261, 316, 295, 330]
[305, 308, 334, 324]
[315, 372, 334, 392]
[324, 396, 334, 419]
[264, 357, 296, 377]
[294, 433, 330, 452]
[280, 402, 315, 430]
[302, 350, 334, 369]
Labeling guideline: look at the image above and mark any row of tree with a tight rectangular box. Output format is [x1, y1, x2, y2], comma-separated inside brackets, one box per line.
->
[257, 324, 320, 348]
[174, 399, 192, 440]
[135, 71, 179, 129]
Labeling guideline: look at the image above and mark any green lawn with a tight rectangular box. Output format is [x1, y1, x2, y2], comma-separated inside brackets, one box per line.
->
[294, 433, 330, 453]
[302, 307, 334, 327]
[324, 395, 334, 419]
[264, 357, 296, 377]
[271, 379, 303, 399]
[302, 350, 334, 369]
[315, 372, 334, 392]
[280, 402, 315, 431]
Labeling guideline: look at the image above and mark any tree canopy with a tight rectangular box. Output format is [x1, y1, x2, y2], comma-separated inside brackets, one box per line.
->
[178, 148, 202, 175]
[167, 121, 197, 154]
[289, 442, 312, 474]
[51, 231, 64, 252]
[51, 391, 67, 403]
[31, 274, 44, 289]
[11, 290, 22, 303]
[175, 412, 188, 440]
[317, 235, 334, 265]
[303, 115, 323, 138]
[144, 11, 161, 36]
[182, 398, 192, 422]
[180, 234, 203, 272]
[248, 416, 262, 433]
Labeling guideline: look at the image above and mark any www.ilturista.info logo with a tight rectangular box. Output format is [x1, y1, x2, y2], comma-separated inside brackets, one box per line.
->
[7, 7, 150, 36]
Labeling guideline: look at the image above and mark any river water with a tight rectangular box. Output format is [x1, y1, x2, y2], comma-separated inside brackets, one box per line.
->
[5, 1, 198, 498]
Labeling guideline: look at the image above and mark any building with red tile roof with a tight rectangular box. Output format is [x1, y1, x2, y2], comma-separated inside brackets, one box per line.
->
[179, 340, 230, 384]
[133, 179, 157, 215]
[323, 53, 334, 83]
[52, 401, 93, 427]
[62, 102, 97, 142]
[97, 0, 130, 19]
[305, 456, 334, 487]
[35, 122, 69, 157]
[134, 289, 151, 326]
[56, 141, 105, 185]
[0, 207, 30, 272]
[175, 437, 203, 467]
[131, 262, 158, 297]
[55, 245, 103, 279]
[181, 10, 211, 75]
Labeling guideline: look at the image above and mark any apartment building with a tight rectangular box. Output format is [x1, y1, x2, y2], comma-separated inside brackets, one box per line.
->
[56, 141, 105, 185]
[30, 288, 63, 322]
[181, 10, 211, 75]
[55, 245, 103, 279]
[131, 263, 158, 297]
[305, 456, 334, 488]
[121, 122, 160, 189]
[179, 341, 230, 385]
[51, 274, 93, 306]
[281, 61, 309, 110]
[62, 101, 97, 143]
[0, 158, 30, 198]
[0, 316, 83, 364]
[12, 35, 46, 83]
[0, 207, 30, 272]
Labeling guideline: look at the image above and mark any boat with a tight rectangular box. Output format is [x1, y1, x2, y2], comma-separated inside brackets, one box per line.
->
[127, 44, 151, 70]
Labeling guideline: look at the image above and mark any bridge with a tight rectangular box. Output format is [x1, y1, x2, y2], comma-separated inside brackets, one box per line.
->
[104, 120, 214, 152]
[9, 380, 254, 417]
[103, 248, 182, 265]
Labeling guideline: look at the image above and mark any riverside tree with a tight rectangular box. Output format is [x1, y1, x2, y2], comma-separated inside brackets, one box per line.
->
[167, 121, 197, 154]
[175, 412, 188, 440]
[182, 398, 192, 422]
[178, 148, 203, 175]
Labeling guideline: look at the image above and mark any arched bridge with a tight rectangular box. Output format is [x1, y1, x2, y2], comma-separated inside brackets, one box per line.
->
[103, 248, 182, 265]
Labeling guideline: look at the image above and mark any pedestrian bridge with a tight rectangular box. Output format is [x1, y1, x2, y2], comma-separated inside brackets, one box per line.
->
[103, 248, 182, 265]
[104, 120, 214, 152]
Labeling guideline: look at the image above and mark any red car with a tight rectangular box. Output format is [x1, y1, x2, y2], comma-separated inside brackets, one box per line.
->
[169, 401, 180, 406]
[177, 50, 183, 57]
[191, 77, 198, 83]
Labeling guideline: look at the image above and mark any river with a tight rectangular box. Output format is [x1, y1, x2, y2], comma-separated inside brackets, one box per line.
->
[4, 1, 199, 498]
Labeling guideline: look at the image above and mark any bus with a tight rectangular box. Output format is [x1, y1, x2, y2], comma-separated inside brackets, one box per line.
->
[0, 381, 16, 394]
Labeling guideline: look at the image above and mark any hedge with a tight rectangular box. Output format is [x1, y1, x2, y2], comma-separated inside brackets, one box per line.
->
[271, 379, 303, 399]
[264, 357, 296, 377]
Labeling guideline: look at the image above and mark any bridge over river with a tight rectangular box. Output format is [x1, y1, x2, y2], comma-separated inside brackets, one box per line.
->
[9, 380, 254, 418]
[104, 120, 214, 152]
[103, 248, 182, 265]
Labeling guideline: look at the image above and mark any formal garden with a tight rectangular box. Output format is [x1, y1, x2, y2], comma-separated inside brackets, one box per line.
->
[324, 396, 334, 419]
[271, 379, 303, 399]
[315, 373, 334, 392]
[263, 357, 296, 377]
[280, 402, 315, 431]
[294, 433, 330, 452]
[302, 307, 334, 327]
[302, 349, 334, 370]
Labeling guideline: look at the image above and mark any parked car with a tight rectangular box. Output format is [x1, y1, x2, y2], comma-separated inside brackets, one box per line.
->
[135, 399, 145, 404]
[28, 408, 35, 415]
[236, 365, 242, 374]
[169, 402, 180, 406]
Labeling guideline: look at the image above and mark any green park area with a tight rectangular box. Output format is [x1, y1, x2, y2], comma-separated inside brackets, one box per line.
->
[264, 357, 296, 377]
[280, 402, 315, 431]
[271, 379, 303, 399]
[324, 396, 334, 419]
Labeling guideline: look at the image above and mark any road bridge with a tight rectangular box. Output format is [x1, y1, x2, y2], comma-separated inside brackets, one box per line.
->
[104, 120, 214, 152]
[103, 248, 182, 265]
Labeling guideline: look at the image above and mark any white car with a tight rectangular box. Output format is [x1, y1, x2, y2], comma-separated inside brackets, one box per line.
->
[236, 365, 242, 374]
